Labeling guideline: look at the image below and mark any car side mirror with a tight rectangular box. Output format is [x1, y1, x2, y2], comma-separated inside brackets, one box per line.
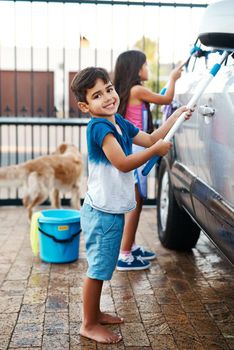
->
[199, 0, 234, 50]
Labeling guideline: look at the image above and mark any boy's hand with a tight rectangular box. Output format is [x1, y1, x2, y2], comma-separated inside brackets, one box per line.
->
[170, 66, 183, 81]
[172, 105, 194, 121]
[153, 139, 172, 156]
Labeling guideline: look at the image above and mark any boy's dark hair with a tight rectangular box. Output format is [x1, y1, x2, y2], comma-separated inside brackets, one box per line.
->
[71, 67, 110, 103]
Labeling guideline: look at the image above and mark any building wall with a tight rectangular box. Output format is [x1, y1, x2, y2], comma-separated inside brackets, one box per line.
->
[0, 71, 54, 117]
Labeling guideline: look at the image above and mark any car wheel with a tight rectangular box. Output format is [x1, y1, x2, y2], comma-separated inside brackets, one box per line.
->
[157, 159, 200, 251]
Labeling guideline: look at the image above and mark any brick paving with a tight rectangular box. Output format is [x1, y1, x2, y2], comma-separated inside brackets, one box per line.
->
[0, 206, 234, 350]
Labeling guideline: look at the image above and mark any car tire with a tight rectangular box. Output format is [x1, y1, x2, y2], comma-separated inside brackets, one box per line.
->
[157, 159, 200, 251]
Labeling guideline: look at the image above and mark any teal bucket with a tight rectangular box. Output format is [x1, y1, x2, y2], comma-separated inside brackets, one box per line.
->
[38, 209, 81, 263]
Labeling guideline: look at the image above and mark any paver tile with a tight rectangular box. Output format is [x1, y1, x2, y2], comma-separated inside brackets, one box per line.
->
[143, 313, 172, 335]
[149, 334, 178, 350]
[200, 335, 230, 350]
[44, 311, 69, 334]
[42, 333, 69, 350]
[9, 330, 42, 348]
[120, 323, 150, 347]
[17, 303, 45, 324]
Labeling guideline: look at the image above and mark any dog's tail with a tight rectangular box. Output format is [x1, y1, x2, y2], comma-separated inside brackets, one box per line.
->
[0, 164, 26, 187]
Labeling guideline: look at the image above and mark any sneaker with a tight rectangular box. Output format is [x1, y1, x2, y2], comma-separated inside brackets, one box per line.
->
[132, 246, 156, 260]
[116, 255, 151, 271]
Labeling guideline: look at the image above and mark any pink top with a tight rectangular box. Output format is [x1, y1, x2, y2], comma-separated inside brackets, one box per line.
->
[125, 103, 143, 130]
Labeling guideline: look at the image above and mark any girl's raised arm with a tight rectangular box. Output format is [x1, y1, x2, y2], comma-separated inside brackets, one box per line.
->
[131, 66, 182, 105]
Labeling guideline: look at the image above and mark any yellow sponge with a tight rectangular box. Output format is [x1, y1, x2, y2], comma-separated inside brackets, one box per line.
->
[30, 211, 42, 257]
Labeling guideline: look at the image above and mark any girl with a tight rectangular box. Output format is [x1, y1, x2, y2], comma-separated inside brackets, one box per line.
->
[114, 50, 182, 271]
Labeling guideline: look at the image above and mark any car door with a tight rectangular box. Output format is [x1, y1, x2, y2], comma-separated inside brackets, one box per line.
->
[175, 52, 234, 260]
[194, 53, 234, 204]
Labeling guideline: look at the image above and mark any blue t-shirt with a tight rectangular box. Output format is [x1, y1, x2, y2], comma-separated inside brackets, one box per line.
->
[84, 114, 139, 213]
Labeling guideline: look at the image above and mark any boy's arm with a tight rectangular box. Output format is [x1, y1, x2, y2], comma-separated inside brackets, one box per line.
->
[133, 105, 192, 148]
[102, 134, 172, 173]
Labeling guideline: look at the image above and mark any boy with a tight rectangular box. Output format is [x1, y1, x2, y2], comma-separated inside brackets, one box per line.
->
[71, 67, 192, 344]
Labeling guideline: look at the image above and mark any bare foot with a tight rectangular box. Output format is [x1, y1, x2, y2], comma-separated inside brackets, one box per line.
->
[99, 312, 124, 325]
[80, 323, 122, 344]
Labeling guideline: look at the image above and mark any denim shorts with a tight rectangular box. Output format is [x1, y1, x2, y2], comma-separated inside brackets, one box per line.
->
[80, 203, 124, 280]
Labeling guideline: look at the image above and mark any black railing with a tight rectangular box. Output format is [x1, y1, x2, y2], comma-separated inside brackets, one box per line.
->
[6, 0, 208, 6]
[0, 117, 157, 206]
[0, 1, 208, 119]
[0, 117, 89, 205]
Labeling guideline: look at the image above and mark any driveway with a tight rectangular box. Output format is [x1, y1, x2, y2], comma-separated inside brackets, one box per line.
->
[0, 207, 233, 349]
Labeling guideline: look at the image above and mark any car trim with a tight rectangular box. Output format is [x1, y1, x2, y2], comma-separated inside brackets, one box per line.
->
[191, 178, 234, 228]
[170, 160, 234, 265]
[170, 160, 197, 216]
[171, 161, 234, 228]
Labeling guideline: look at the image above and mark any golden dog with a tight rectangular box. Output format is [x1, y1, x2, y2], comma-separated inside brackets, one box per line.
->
[0, 143, 83, 219]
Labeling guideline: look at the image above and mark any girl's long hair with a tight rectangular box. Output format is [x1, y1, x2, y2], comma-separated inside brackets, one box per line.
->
[113, 50, 154, 133]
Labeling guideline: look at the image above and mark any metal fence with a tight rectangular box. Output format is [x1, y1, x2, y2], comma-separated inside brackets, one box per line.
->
[0, 0, 208, 119]
[0, 117, 158, 206]
[0, 0, 208, 206]
[0, 117, 88, 205]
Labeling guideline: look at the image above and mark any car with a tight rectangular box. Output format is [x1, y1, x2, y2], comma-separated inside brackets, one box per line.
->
[156, 0, 234, 265]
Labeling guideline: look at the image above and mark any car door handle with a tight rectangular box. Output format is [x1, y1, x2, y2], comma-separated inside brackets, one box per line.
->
[198, 105, 215, 117]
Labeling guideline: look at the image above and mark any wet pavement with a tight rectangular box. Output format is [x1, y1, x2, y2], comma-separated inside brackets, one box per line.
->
[0, 206, 234, 350]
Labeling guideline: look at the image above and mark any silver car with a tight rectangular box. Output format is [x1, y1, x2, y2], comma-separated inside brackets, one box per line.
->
[156, 0, 234, 265]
